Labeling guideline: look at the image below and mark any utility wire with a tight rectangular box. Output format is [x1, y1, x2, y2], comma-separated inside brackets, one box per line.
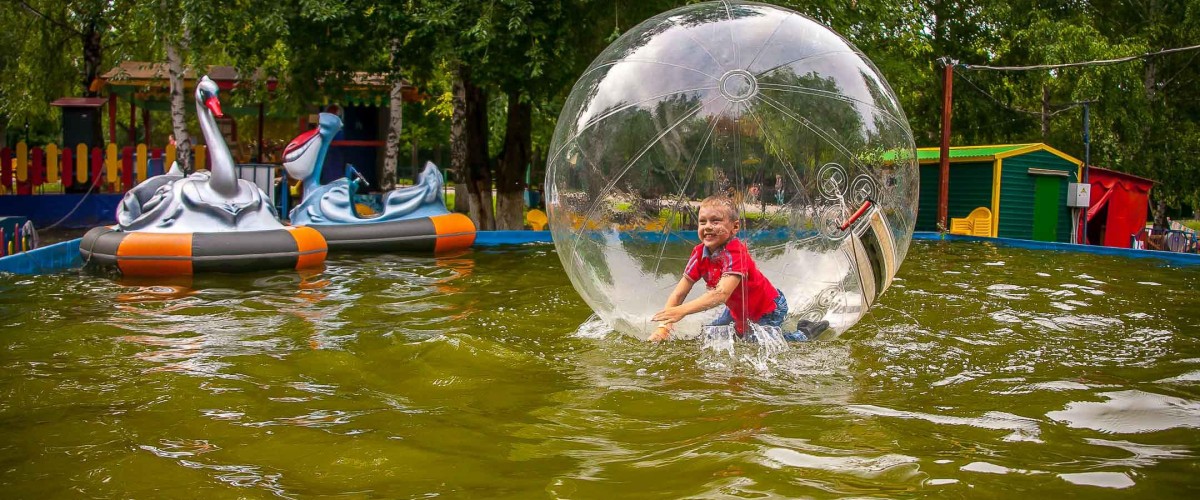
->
[955, 71, 1085, 117]
[957, 44, 1200, 71]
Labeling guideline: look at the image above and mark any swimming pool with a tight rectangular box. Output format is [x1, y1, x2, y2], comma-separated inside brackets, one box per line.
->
[0, 240, 1197, 497]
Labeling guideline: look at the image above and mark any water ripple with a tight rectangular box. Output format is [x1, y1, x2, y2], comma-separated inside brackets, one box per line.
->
[847, 405, 1043, 442]
[1046, 390, 1200, 433]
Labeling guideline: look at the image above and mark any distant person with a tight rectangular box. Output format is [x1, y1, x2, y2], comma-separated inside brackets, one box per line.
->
[774, 174, 785, 204]
[649, 195, 827, 342]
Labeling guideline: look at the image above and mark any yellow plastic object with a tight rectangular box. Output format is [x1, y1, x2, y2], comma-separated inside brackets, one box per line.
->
[194, 145, 207, 171]
[967, 207, 993, 237]
[15, 142, 27, 182]
[76, 144, 88, 185]
[105, 143, 119, 185]
[950, 207, 994, 237]
[949, 218, 973, 235]
[135, 144, 148, 183]
[45, 144, 59, 184]
[354, 203, 376, 216]
[527, 209, 548, 230]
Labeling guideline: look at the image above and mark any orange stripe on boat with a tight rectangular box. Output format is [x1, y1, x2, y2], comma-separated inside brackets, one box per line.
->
[117, 232, 194, 276]
[289, 226, 328, 269]
[431, 213, 477, 253]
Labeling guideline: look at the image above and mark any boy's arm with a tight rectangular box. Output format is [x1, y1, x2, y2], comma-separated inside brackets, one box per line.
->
[648, 277, 695, 341]
[663, 276, 695, 308]
[652, 274, 741, 324]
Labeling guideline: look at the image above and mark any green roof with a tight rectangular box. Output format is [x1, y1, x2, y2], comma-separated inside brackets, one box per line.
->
[878, 143, 1082, 167]
[914, 144, 1034, 162]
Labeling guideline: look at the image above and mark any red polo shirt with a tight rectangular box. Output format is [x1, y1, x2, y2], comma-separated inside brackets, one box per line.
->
[683, 238, 779, 334]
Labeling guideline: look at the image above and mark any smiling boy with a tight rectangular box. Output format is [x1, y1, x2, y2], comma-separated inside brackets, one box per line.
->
[650, 195, 825, 341]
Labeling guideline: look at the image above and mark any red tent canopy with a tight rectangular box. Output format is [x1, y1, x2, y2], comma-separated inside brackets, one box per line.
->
[1082, 167, 1155, 247]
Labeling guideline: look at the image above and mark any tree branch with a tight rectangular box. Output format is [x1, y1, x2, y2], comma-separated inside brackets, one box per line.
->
[1160, 50, 1200, 91]
[16, 0, 81, 35]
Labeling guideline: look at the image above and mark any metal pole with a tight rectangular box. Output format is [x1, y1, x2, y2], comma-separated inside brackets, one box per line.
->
[1081, 104, 1090, 244]
[257, 102, 265, 163]
[938, 59, 955, 231]
[129, 101, 136, 146]
[108, 94, 117, 144]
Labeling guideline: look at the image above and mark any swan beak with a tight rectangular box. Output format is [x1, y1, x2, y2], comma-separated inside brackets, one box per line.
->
[282, 127, 321, 180]
[284, 128, 320, 160]
[205, 96, 224, 118]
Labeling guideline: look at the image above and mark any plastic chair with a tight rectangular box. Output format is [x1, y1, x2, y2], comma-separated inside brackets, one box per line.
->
[526, 209, 548, 230]
[949, 218, 973, 235]
[948, 207, 993, 237]
[967, 207, 993, 237]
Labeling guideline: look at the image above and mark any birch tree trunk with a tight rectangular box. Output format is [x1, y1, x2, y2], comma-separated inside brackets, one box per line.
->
[1040, 85, 1050, 140]
[166, 28, 193, 173]
[1144, 39, 1164, 231]
[381, 76, 403, 191]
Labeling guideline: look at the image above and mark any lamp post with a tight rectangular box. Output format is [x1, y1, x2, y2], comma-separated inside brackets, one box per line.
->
[938, 58, 956, 232]
[1081, 103, 1090, 244]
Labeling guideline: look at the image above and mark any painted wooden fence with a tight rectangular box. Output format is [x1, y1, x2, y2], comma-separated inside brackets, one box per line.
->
[0, 141, 211, 194]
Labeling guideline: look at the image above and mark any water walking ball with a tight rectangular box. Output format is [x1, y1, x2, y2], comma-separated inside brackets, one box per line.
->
[546, 1, 919, 339]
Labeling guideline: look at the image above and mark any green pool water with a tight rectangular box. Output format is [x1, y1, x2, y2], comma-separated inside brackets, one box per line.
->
[1, 241, 1197, 498]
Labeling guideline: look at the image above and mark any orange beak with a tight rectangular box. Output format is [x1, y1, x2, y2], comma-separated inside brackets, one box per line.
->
[205, 96, 224, 118]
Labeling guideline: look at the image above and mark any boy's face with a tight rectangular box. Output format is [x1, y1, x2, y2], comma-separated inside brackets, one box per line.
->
[697, 204, 739, 251]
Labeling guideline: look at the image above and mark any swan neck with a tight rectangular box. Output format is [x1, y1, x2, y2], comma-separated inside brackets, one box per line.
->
[197, 93, 238, 196]
[301, 137, 332, 197]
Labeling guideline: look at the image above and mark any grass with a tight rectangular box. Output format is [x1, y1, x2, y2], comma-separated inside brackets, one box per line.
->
[1180, 220, 1200, 232]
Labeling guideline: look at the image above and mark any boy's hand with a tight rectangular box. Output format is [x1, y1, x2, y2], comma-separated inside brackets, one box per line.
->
[648, 323, 674, 342]
[652, 306, 686, 324]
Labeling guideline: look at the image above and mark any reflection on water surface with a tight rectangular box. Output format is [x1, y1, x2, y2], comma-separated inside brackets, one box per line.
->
[0, 241, 1197, 497]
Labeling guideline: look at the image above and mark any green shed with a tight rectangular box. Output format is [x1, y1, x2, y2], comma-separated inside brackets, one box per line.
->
[916, 143, 1083, 242]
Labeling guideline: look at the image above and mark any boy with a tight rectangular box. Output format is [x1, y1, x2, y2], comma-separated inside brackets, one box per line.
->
[649, 195, 827, 341]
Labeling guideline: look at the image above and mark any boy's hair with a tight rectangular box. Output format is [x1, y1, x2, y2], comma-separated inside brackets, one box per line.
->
[698, 195, 739, 220]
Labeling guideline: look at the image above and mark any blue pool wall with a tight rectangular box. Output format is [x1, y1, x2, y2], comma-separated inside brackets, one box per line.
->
[3, 231, 1199, 275]
[0, 194, 123, 229]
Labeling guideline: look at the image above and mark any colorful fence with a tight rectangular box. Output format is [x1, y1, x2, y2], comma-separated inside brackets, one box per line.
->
[0, 141, 211, 194]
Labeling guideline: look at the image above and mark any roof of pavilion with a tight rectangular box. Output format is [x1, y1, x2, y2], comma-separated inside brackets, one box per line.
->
[97, 61, 422, 105]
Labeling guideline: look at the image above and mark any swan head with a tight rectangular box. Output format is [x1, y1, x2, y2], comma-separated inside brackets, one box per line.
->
[283, 112, 343, 182]
[196, 76, 224, 118]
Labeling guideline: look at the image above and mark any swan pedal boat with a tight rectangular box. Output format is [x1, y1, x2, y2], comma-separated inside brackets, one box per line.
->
[80, 225, 326, 276]
[310, 213, 476, 253]
[80, 75, 328, 276]
[283, 113, 476, 254]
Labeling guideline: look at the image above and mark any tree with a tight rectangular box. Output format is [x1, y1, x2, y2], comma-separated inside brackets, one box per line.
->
[0, 0, 153, 144]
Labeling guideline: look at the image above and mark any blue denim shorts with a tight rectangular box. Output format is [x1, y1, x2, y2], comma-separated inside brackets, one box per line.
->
[709, 289, 788, 329]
